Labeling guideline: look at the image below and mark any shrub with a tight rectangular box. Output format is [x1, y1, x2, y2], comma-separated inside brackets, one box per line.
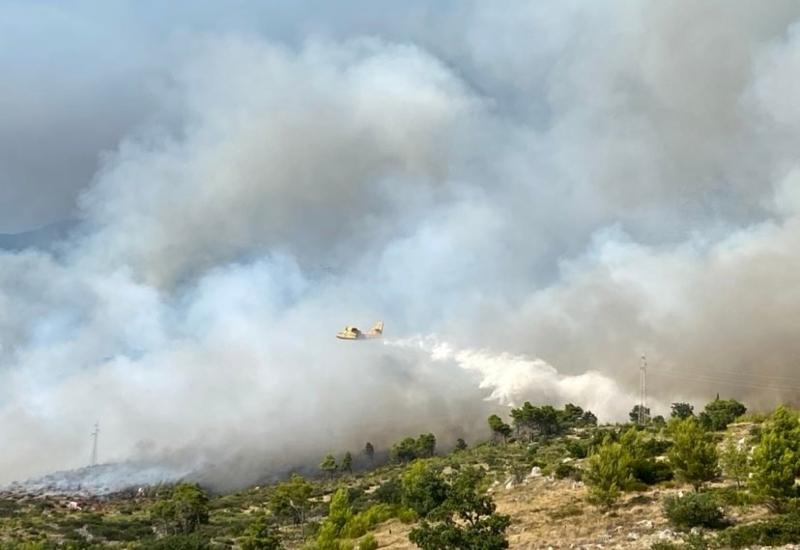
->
[566, 440, 589, 459]
[547, 503, 583, 520]
[632, 459, 673, 485]
[343, 504, 393, 538]
[401, 461, 448, 518]
[708, 486, 760, 507]
[357, 534, 378, 550]
[409, 468, 510, 550]
[511, 462, 530, 483]
[554, 463, 575, 479]
[663, 493, 726, 529]
[640, 438, 672, 457]
[395, 507, 418, 524]
[718, 513, 800, 548]
[145, 533, 211, 550]
[373, 478, 402, 506]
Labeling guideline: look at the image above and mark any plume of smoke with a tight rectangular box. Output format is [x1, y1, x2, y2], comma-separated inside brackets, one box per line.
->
[387, 336, 643, 418]
[3, 3, 800, 489]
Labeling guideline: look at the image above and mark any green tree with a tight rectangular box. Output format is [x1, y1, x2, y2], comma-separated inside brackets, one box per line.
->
[532, 405, 562, 436]
[241, 515, 284, 550]
[391, 437, 419, 463]
[416, 433, 437, 458]
[409, 468, 510, 550]
[618, 427, 672, 485]
[316, 488, 353, 550]
[581, 410, 598, 426]
[509, 402, 564, 439]
[698, 398, 746, 431]
[585, 436, 633, 508]
[150, 482, 210, 535]
[668, 418, 718, 491]
[720, 438, 749, 489]
[269, 474, 313, 526]
[750, 405, 800, 511]
[488, 414, 512, 443]
[455, 438, 468, 451]
[341, 452, 353, 474]
[671, 402, 694, 419]
[402, 460, 449, 518]
[559, 403, 585, 427]
[320, 454, 338, 479]
[364, 442, 375, 462]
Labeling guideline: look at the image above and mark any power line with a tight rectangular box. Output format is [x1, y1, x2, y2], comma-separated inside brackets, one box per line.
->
[651, 370, 800, 393]
[657, 365, 800, 385]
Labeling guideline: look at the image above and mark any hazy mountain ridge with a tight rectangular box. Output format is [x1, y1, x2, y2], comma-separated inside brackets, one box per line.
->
[0, 220, 78, 252]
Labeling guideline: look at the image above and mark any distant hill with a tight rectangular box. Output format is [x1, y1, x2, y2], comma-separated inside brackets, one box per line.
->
[0, 219, 79, 251]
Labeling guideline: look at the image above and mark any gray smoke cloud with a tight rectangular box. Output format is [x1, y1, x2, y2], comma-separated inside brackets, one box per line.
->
[2, 1, 800, 488]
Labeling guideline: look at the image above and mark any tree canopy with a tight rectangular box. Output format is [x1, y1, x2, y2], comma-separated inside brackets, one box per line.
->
[668, 417, 719, 491]
[698, 398, 746, 431]
[409, 467, 510, 549]
[150, 483, 209, 536]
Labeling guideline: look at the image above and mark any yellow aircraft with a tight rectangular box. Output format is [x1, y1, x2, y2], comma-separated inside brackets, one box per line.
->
[337, 321, 384, 340]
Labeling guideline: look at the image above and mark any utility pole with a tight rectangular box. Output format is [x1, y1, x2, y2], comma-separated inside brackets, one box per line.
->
[90, 422, 100, 466]
[638, 355, 647, 425]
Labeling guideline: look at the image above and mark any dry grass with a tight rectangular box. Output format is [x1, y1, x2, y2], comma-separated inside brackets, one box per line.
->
[371, 475, 770, 549]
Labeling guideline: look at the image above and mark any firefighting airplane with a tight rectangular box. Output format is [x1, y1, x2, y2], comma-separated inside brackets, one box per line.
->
[336, 321, 384, 340]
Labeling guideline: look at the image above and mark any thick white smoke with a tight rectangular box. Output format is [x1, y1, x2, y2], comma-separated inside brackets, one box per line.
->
[3, 3, 800, 488]
[387, 336, 642, 418]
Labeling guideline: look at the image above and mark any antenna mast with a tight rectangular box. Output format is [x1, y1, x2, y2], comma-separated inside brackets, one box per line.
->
[638, 355, 648, 425]
[90, 422, 100, 466]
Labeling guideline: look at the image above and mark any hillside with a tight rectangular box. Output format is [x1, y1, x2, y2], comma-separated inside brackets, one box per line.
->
[2, 402, 800, 549]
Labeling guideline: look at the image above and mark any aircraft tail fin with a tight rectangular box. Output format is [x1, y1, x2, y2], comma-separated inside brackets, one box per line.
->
[370, 321, 384, 335]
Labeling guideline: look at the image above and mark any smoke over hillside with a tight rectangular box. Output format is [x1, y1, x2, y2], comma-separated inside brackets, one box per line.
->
[2, 2, 800, 489]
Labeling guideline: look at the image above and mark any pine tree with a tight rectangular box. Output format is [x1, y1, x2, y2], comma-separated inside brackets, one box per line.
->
[320, 454, 338, 479]
[364, 442, 375, 462]
[670, 402, 694, 419]
[585, 436, 633, 508]
[268, 474, 313, 526]
[416, 433, 437, 458]
[241, 515, 284, 550]
[488, 414, 512, 443]
[315, 488, 353, 550]
[750, 405, 800, 511]
[720, 438, 749, 489]
[668, 417, 718, 491]
[341, 452, 353, 474]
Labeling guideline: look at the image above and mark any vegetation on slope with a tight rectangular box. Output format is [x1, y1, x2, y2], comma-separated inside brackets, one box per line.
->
[4, 397, 800, 549]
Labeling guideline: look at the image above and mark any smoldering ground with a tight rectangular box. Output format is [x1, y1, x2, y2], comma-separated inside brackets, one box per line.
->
[2, 2, 800, 489]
